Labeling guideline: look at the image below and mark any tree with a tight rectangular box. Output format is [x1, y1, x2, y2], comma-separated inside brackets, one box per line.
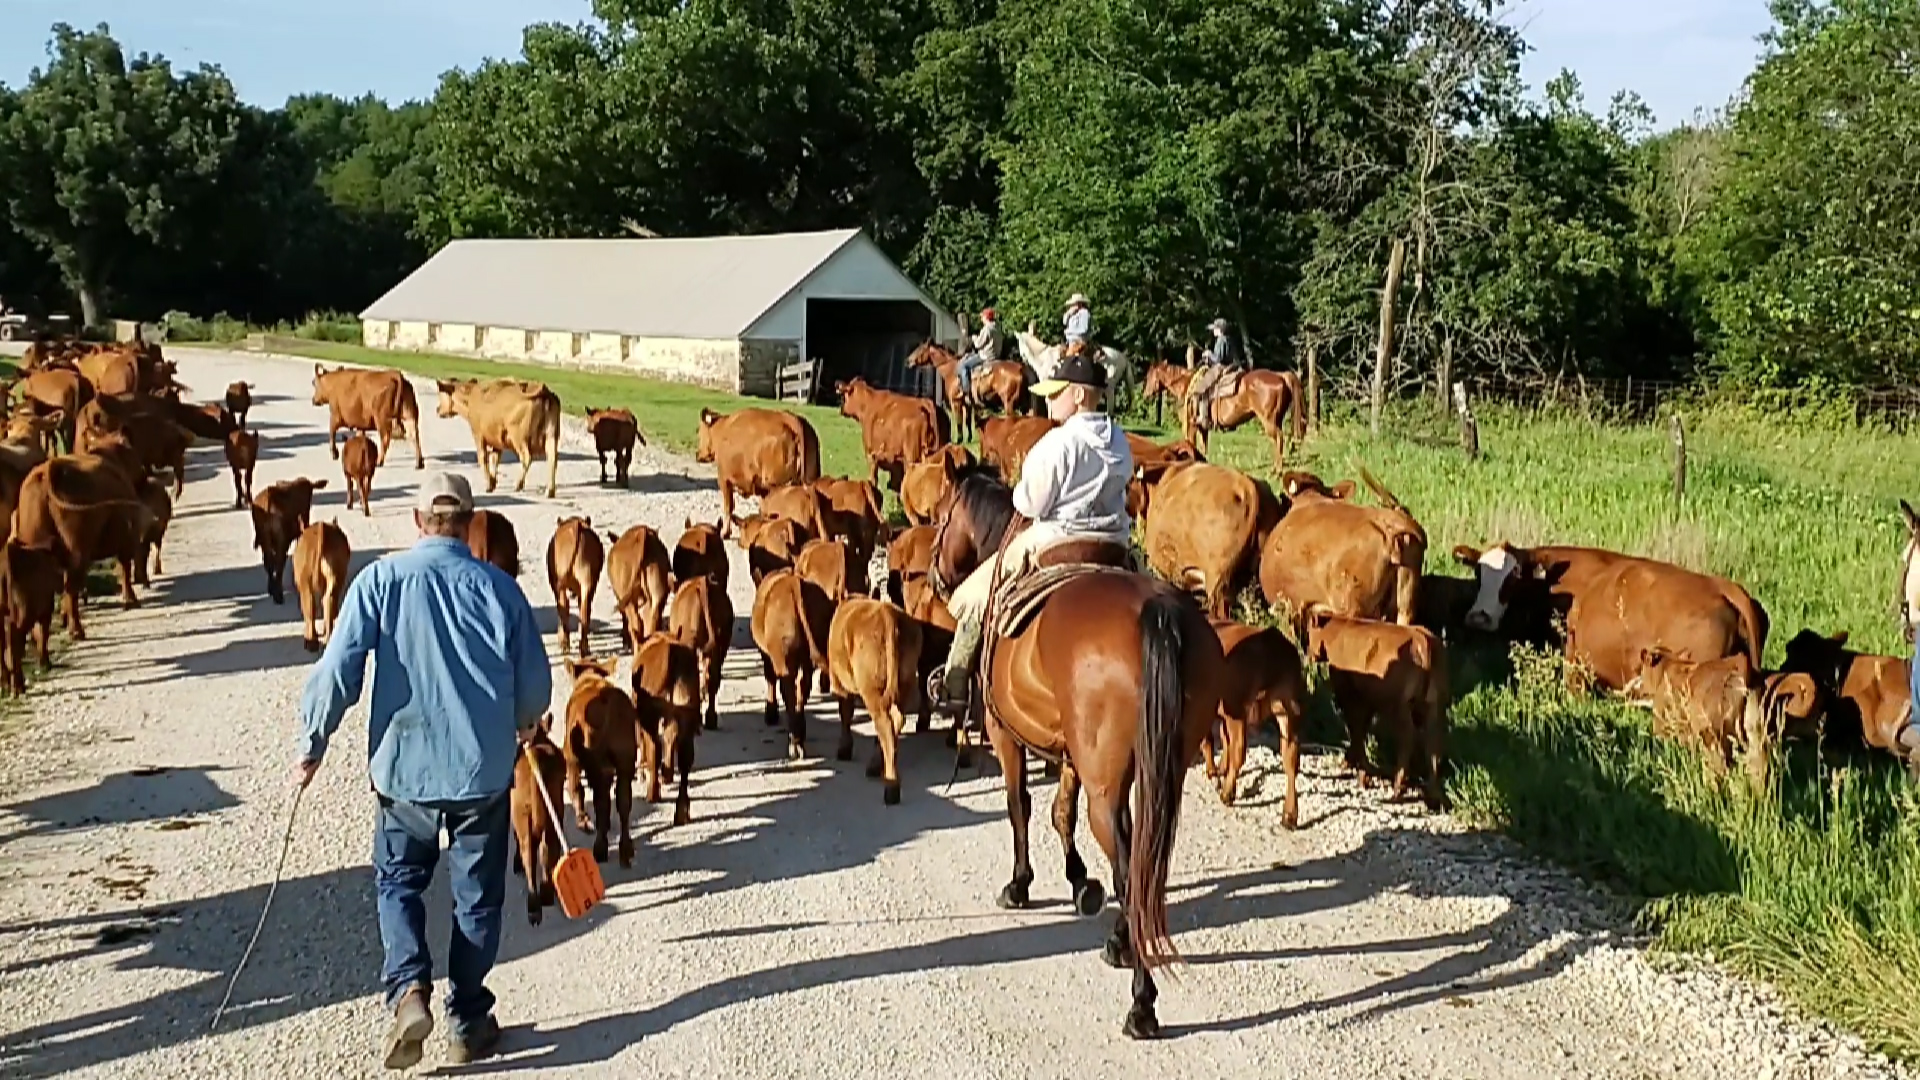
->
[0, 24, 250, 325]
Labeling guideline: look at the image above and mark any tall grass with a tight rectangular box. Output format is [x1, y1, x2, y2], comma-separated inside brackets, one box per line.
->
[253, 340, 1918, 1057]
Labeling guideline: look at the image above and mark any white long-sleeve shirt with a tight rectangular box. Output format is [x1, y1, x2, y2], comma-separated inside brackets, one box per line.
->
[1012, 412, 1134, 544]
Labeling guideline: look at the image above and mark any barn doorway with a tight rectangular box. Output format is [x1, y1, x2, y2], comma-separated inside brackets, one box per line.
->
[806, 299, 937, 402]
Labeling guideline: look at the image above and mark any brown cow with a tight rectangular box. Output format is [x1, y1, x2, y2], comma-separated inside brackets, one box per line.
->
[466, 509, 521, 578]
[836, 377, 947, 491]
[827, 598, 924, 805]
[77, 349, 140, 399]
[293, 519, 352, 652]
[0, 540, 61, 695]
[812, 476, 889, 569]
[758, 482, 833, 543]
[250, 479, 327, 605]
[341, 433, 378, 517]
[15, 369, 91, 453]
[436, 378, 564, 498]
[224, 426, 259, 509]
[667, 576, 734, 731]
[632, 634, 700, 826]
[547, 516, 604, 657]
[799, 535, 861, 696]
[1204, 618, 1309, 824]
[605, 524, 672, 654]
[900, 573, 956, 738]
[312, 364, 424, 468]
[77, 395, 189, 496]
[170, 399, 231, 442]
[1260, 469, 1426, 633]
[133, 476, 172, 585]
[561, 659, 640, 867]
[1452, 542, 1768, 696]
[585, 407, 643, 487]
[1303, 610, 1448, 811]
[1780, 629, 1917, 768]
[15, 454, 156, 639]
[671, 517, 729, 590]
[6, 410, 61, 457]
[750, 568, 831, 759]
[511, 714, 566, 925]
[885, 525, 937, 605]
[225, 381, 252, 428]
[1638, 648, 1771, 786]
[1143, 462, 1283, 618]
[978, 416, 1055, 484]
[901, 444, 975, 526]
[736, 513, 811, 585]
[1125, 432, 1205, 470]
[695, 407, 822, 538]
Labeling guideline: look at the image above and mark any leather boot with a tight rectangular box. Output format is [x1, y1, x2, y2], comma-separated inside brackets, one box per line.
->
[928, 614, 984, 707]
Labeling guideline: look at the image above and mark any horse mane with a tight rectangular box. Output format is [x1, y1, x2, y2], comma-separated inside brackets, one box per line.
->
[952, 468, 1015, 555]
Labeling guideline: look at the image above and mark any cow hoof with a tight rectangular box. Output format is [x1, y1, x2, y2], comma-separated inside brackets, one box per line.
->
[674, 805, 691, 827]
[762, 705, 779, 727]
[619, 846, 633, 869]
[1074, 879, 1106, 917]
[883, 782, 900, 806]
[303, 638, 319, 654]
[837, 742, 855, 763]
[704, 714, 718, 731]
[864, 756, 881, 777]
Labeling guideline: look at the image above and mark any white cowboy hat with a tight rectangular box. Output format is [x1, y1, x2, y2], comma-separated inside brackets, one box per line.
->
[1064, 293, 1088, 309]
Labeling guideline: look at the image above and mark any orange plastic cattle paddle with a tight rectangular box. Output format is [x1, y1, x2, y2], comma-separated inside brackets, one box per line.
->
[524, 743, 606, 919]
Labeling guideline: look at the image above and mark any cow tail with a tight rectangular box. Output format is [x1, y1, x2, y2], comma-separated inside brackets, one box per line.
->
[1733, 590, 1768, 671]
[801, 423, 823, 484]
[795, 578, 828, 672]
[1131, 591, 1191, 972]
[545, 392, 562, 494]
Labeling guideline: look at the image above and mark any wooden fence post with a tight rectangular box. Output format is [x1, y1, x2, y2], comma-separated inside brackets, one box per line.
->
[1670, 413, 1687, 510]
[1452, 381, 1478, 460]
[1371, 237, 1407, 436]
[1305, 341, 1321, 437]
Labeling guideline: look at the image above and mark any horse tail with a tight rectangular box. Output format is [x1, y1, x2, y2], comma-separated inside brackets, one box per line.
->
[1280, 371, 1306, 441]
[1131, 591, 1191, 971]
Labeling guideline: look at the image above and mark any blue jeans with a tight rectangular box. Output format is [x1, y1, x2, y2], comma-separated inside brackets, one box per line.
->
[374, 790, 510, 1035]
[957, 351, 985, 398]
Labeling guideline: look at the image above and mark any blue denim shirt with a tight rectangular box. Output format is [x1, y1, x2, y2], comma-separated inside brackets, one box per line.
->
[297, 536, 553, 803]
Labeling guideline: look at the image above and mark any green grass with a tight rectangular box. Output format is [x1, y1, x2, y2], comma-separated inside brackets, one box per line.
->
[261, 340, 1919, 1059]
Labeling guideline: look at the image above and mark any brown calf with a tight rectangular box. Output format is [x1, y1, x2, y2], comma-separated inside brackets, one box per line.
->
[695, 407, 822, 537]
[585, 407, 643, 487]
[798, 536, 861, 695]
[562, 659, 641, 868]
[671, 517, 729, 590]
[1303, 610, 1448, 812]
[134, 476, 172, 585]
[0, 541, 60, 695]
[605, 524, 672, 653]
[466, 509, 521, 578]
[224, 426, 259, 509]
[313, 364, 424, 468]
[812, 476, 889, 569]
[548, 517, 604, 657]
[758, 482, 833, 543]
[836, 376, 947, 491]
[632, 634, 700, 826]
[901, 445, 974, 526]
[885, 525, 937, 605]
[511, 715, 567, 925]
[1780, 629, 1914, 766]
[667, 576, 734, 731]
[250, 478, 327, 606]
[737, 513, 811, 585]
[1205, 618, 1309, 826]
[224, 381, 252, 428]
[827, 598, 924, 805]
[1143, 462, 1283, 618]
[341, 433, 378, 517]
[1261, 469, 1427, 631]
[1638, 648, 1770, 786]
[979, 416, 1055, 484]
[436, 378, 564, 498]
[294, 520, 352, 652]
[750, 568, 832, 760]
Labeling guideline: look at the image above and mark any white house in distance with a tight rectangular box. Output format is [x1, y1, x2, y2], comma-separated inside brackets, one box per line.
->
[357, 227, 960, 401]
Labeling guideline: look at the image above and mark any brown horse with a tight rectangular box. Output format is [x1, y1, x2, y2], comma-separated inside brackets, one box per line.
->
[931, 468, 1223, 1040]
[906, 341, 1027, 443]
[1146, 359, 1308, 469]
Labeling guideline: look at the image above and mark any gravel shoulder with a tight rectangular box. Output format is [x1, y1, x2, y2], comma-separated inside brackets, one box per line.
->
[0, 347, 1907, 1079]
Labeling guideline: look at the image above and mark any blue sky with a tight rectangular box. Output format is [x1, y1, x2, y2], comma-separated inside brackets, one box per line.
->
[0, 0, 1773, 129]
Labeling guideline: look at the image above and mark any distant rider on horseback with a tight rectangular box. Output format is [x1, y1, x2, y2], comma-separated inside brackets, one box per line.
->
[929, 349, 1135, 707]
[956, 307, 1002, 403]
[1186, 316, 1243, 431]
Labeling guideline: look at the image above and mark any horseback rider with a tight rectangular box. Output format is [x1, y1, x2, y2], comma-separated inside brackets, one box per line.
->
[956, 307, 1002, 403]
[929, 348, 1135, 707]
[1063, 293, 1092, 351]
[1186, 317, 1243, 430]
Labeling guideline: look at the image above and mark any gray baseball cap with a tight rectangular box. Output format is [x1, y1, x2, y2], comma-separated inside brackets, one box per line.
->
[415, 471, 474, 515]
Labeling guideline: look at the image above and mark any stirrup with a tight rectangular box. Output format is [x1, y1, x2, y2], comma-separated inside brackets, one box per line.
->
[928, 664, 969, 709]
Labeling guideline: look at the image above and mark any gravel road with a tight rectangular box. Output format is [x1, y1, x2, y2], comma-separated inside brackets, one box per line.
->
[0, 347, 1907, 1080]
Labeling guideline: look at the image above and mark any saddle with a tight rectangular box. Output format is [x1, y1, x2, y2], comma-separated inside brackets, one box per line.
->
[990, 543, 1137, 640]
[1188, 367, 1244, 431]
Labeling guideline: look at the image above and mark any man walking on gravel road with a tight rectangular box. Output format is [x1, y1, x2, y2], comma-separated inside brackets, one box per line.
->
[293, 471, 553, 1070]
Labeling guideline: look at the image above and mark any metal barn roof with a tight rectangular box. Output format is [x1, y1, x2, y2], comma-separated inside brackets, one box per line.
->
[360, 228, 938, 340]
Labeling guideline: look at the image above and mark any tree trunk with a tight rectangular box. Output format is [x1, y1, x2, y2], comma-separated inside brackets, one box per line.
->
[1371, 237, 1407, 436]
[1305, 341, 1321, 436]
[77, 283, 101, 329]
[1435, 330, 1453, 415]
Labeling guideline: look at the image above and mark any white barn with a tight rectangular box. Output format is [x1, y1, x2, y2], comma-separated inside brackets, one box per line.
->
[358, 228, 961, 401]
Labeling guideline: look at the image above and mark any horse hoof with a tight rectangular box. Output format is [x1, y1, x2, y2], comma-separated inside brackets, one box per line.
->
[839, 744, 856, 763]
[1073, 880, 1106, 917]
[883, 783, 900, 806]
[996, 883, 1030, 910]
[1122, 1006, 1161, 1040]
[763, 707, 780, 727]
[1101, 938, 1135, 969]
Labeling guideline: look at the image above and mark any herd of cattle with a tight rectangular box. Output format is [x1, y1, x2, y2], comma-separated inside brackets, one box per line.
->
[1, 341, 1914, 924]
